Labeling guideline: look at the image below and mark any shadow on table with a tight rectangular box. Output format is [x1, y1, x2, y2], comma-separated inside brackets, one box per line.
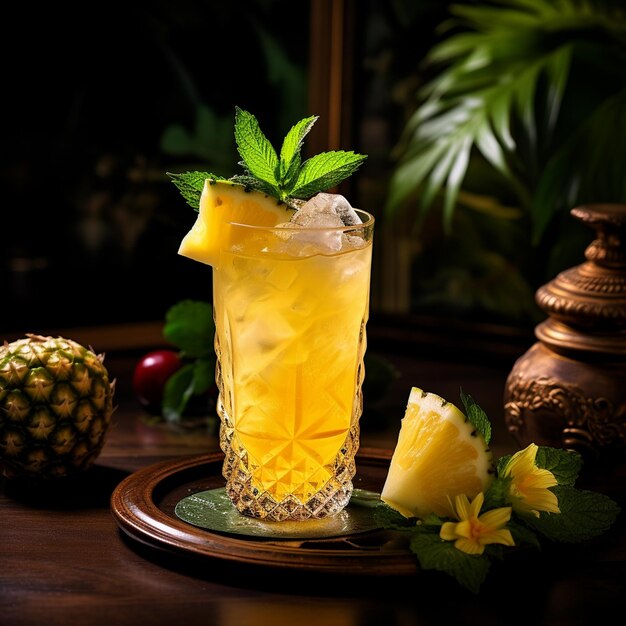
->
[0, 464, 130, 510]
[116, 523, 624, 625]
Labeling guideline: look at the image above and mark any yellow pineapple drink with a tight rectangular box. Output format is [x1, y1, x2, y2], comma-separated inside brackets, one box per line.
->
[174, 107, 371, 521]
[214, 202, 374, 521]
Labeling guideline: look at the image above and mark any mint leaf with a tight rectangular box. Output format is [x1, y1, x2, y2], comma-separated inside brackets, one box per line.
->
[420, 512, 445, 527]
[167, 171, 225, 209]
[229, 174, 281, 199]
[289, 151, 368, 199]
[163, 300, 215, 359]
[459, 389, 492, 444]
[535, 447, 582, 485]
[410, 530, 491, 594]
[234, 107, 279, 189]
[279, 115, 317, 184]
[525, 485, 620, 543]
[507, 518, 541, 550]
[375, 502, 416, 529]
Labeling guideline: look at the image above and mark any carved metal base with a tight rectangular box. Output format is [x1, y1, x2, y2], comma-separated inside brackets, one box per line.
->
[504, 204, 626, 485]
[504, 343, 626, 459]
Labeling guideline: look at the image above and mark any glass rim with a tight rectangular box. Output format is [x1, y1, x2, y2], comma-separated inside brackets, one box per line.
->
[227, 208, 375, 232]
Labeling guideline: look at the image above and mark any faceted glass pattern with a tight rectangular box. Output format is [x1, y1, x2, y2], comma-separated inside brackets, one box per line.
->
[212, 213, 373, 521]
[216, 322, 367, 520]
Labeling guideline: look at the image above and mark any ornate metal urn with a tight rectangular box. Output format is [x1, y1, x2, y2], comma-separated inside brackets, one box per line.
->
[504, 204, 626, 483]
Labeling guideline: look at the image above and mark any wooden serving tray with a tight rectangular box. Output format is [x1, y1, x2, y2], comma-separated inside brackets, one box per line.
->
[110, 448, 417, 576]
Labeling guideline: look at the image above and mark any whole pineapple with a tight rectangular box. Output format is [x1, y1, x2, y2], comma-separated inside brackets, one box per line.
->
[0, 334, 115, 479]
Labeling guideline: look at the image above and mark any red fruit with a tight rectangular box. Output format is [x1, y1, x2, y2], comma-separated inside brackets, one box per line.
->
[133, 349, 182, 413]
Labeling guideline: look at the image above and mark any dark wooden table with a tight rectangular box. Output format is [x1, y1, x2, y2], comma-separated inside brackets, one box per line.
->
[1, 326, 625, 626]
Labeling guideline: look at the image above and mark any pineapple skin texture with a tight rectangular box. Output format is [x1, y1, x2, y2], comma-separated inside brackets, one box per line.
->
[0, 335, 115, 479]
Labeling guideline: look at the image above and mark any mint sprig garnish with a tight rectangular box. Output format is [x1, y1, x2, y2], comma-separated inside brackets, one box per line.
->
[167, 106, 367, 209]
[378, 392, 621, 594]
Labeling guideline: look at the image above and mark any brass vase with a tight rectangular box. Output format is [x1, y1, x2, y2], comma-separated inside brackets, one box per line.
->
[504, 204, 626, 487]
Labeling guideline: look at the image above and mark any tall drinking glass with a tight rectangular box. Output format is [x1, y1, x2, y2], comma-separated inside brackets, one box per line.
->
[212, 209, 374, 521]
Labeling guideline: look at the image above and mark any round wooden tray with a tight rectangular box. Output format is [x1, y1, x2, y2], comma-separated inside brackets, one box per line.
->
[110, 448, 417, 576]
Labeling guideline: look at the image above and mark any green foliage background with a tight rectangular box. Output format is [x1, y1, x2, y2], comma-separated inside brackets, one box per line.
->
[376, 0, 626, 325]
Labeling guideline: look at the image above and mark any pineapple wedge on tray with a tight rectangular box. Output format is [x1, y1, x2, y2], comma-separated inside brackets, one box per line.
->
[381, 387, 494, 519]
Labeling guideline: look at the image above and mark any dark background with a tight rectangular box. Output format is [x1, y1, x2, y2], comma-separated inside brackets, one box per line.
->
[1, 1, 310, 331]
[4, 0, 621, 336]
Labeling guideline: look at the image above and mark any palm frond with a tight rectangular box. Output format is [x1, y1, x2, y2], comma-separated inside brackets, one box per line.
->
[385, 0, 626, 240]
[532, 87, 626, 241]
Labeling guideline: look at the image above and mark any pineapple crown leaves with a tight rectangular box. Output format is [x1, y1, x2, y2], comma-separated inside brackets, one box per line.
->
[167, 106, 367, 209]
[377, 390, 621, 594]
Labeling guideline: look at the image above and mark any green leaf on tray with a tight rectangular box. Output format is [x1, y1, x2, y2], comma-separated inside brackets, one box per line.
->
[409, 528, 491, 595]
[524, 485, 621, 543]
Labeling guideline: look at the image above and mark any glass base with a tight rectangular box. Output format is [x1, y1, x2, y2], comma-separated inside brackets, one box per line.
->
[218, 402, 360, 520]
[175, 487, 382, 538]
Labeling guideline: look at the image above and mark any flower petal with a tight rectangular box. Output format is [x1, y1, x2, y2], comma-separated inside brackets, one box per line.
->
[469, 492, 485, 518]
[455, 537, 484, 555]
[524, 468, 558, 489]
[479, 506, 512, 529]
[524, 488, 560, 514]
[440, 522, 460, 541]
[502, 443, 538, 478]
[481, 528, 515, 547]
[512, 498, 541, 517]
[454, 520, 473, 539]
[454, 494, 472, 520]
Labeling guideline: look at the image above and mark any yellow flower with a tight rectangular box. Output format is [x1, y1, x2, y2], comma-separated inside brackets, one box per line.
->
[501, 443, 560, 517]
[440, 493, 515, 555]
